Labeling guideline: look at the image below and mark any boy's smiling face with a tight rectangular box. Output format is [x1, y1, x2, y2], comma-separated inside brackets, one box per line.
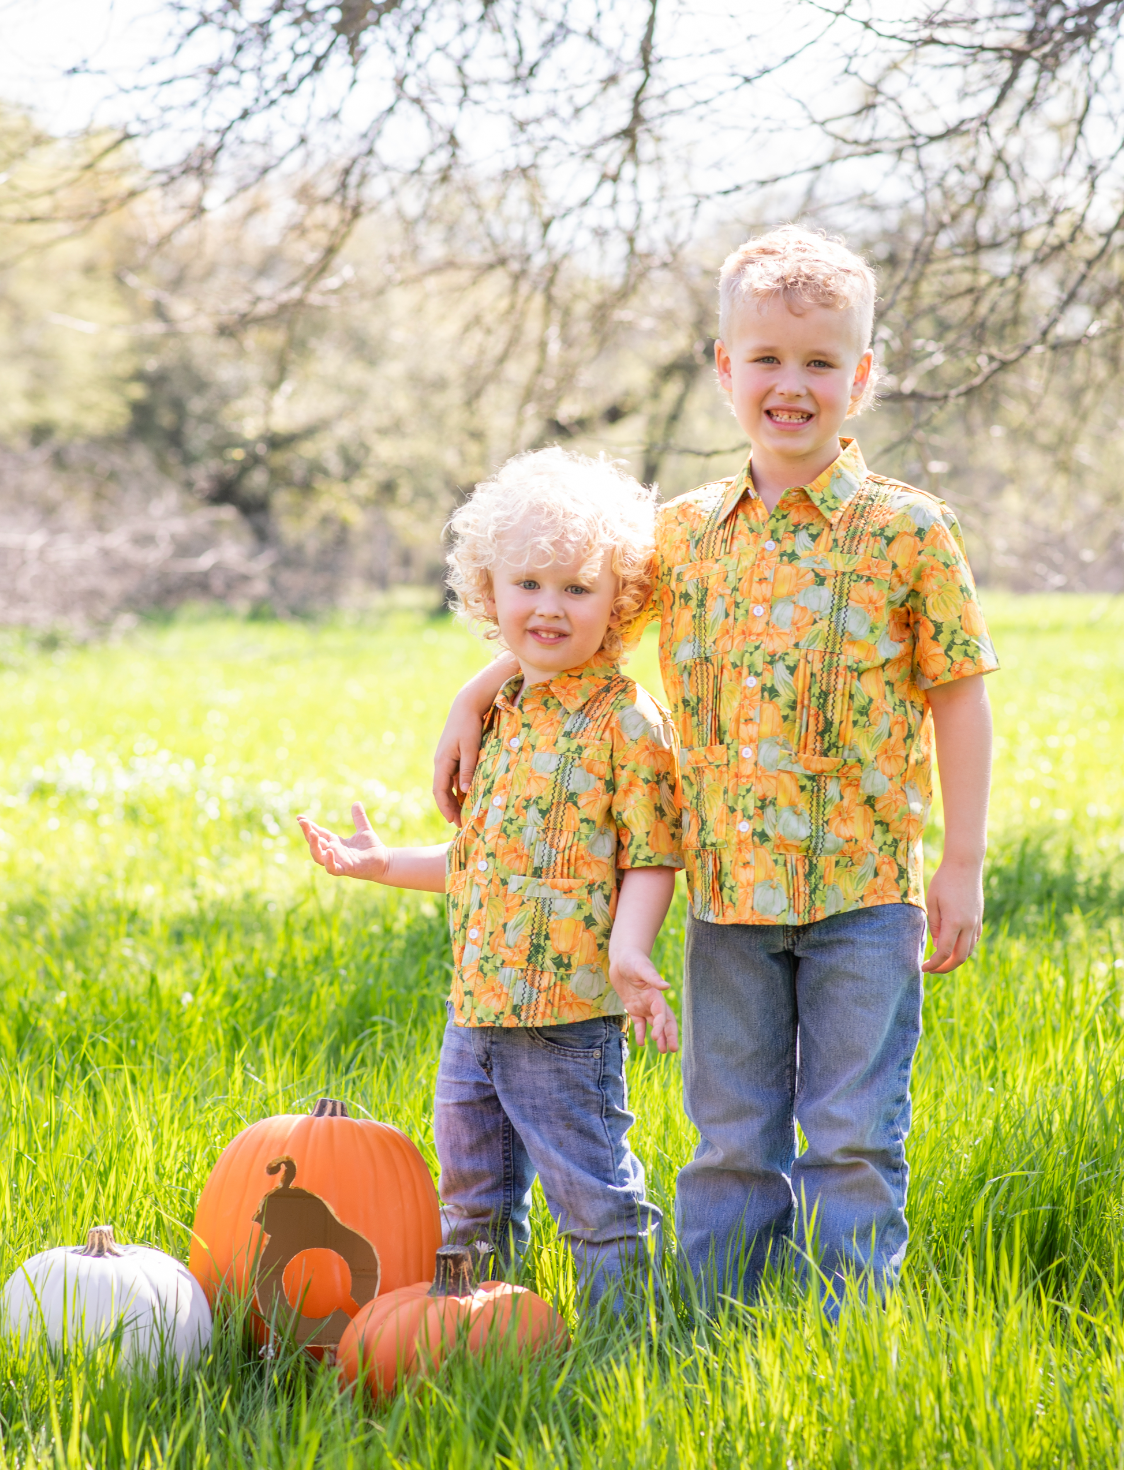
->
[484, 536, 618, 687]
[715, 294, 873, 500]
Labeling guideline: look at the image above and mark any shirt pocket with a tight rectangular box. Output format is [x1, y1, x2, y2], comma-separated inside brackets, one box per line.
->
[494, 875, 615, 1005]
[791, 648, 854, 770]
[677, 744, 730, 850]
[667, 557, 740, 663]
[664, 557, 742, 747]
[529, 826, 618, 883]
[763, 650, 856, 859]
[521, 740, 613, 877]
[790, 552, 895, 663]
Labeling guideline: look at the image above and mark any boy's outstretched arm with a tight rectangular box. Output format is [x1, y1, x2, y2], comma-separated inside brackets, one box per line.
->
[433, 653, 519, 824]
[608, 867, 679, 1053]
[924, 674, 993, 973]
[298, 802, 448, 893]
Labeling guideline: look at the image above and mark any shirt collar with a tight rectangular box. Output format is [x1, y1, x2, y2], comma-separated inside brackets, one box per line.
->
[496, 650, 622, 715]
[719, 438, 869, 525]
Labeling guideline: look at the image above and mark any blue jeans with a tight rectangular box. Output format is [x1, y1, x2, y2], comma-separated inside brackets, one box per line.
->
[434, 1009, 661, 1308]
[676, 903, 926, 1304]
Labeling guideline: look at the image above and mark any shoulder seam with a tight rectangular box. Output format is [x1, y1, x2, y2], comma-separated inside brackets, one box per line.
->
[865, 474, 945, 508]
[609, 678, 674, 728]
[659, 477, 735, 510]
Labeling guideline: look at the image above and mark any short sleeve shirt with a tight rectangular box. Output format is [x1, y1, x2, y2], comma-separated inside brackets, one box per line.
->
[446, 653, 683, 1027]
[652, 438, 999, 926]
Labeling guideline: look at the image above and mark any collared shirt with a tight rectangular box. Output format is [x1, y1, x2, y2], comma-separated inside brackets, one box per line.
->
[446, 653, 683, 1027]
[651, 438, 999, 926]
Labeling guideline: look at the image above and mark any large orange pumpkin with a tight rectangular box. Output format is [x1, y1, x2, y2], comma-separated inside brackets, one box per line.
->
[337, 1243, 569, 1397]
[189, 1098, 440, 1358]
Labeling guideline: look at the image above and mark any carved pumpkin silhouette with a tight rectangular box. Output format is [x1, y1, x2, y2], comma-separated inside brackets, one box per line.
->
[251, 1156, 380, 1352]
[189, 1098, 440, 1358]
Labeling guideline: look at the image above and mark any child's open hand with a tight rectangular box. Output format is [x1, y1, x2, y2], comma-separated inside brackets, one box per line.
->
[297, 802, 390, 883]
[608, 947, 679, 1053]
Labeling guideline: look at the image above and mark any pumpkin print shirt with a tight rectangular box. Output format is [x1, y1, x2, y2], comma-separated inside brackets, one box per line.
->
[652, 438, 998, 927]
[446, 652, 683, 1028]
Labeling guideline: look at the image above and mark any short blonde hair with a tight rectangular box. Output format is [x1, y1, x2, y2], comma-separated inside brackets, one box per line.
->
[718, 225, 879, 413]
[446, 447, 657, 660]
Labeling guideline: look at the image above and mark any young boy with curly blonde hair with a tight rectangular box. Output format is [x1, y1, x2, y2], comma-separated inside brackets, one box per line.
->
[299, 447, 683, 1308]
[435, 227, 999, 1309]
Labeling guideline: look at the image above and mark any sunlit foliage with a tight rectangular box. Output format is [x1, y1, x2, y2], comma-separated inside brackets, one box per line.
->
[0, 596, 1121, 1465]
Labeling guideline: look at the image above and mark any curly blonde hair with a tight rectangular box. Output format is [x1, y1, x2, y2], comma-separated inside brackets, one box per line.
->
[446, 447, 658, 660]
[718, 225, 880, 413]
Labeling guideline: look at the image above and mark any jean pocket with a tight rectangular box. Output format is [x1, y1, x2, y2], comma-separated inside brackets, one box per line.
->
[678, 744, 730, 850]
[525, 1020, 607, 1059]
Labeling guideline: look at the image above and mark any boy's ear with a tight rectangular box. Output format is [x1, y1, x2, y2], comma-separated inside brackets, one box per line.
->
[482, 574, 496, 618]
[714, 338, 733, 394]
[849, 349, 874, 410]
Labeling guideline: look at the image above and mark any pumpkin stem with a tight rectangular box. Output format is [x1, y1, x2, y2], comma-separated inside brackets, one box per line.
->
[80, 1225, 124, 1258]
[265, 1156, 298, 1190]
[428, 1245, 474, 1299]
[310, 1099, 350, 1118]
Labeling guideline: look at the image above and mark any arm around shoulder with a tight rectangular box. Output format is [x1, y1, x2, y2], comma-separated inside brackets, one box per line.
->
[432, 651, 519, 824]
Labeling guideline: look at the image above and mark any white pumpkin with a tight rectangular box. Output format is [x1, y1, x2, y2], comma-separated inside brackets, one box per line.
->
[1, 1225, 212, 1368]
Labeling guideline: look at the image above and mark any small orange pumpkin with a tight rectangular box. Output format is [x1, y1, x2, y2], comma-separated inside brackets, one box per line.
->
[337, 1244, 569, 1396]
[189, 1098, 440, 1358]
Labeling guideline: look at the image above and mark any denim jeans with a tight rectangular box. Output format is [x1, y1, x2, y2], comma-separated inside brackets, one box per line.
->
[676, 902, 926, 1304]
[434, 1008, 661, 1308]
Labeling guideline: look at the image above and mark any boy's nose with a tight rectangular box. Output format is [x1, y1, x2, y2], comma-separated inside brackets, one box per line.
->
[774, 375, 807, 398]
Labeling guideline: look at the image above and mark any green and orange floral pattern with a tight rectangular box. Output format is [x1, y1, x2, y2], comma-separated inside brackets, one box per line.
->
[446, 653, 682, 1027]
[651, 438, 999, 926]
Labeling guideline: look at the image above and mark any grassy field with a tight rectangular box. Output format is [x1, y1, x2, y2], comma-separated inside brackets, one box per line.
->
[1, 594, 1123, 1468]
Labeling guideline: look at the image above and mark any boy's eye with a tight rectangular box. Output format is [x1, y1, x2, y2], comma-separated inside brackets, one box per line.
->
[517, 579, 540, 590]
[809, 358, 835, 369]
[754, 354, 780, 365]
[565, 584, 591, 596]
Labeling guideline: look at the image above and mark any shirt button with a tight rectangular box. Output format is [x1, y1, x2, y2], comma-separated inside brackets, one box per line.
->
[469, 928, 479, 940]
[741, 746, 754, 759]
[764, 540, 776, 551]
[745, 675, 757, 687]
[492, 795, 503, 805]
[737, 820, 750, 833]
[509, 737, 520, 749]
[477, 861, 488, 872]
[753, 604, 765, 617]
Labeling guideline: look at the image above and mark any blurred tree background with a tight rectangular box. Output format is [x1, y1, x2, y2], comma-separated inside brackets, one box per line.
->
[1, 0, 1122, 627]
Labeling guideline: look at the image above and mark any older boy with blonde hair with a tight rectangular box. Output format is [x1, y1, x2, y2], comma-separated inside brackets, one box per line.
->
[300, 447, 683, 1308]
[434, 226, 998, 1307]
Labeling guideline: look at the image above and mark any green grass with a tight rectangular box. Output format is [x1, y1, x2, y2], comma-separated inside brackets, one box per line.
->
[1, 595, 1123, 1468]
